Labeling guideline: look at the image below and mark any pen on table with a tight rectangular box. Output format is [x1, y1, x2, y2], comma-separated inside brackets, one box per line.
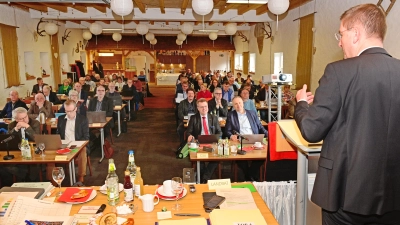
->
[25, 220, 35, 225]
[174, 213, 201, 216]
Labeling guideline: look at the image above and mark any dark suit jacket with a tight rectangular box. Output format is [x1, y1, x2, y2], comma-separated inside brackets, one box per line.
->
[46, 92, 61, 105]
[186, 113, 222, 140]
[59, 101, 87, 116]
[57, 114, 89, 141]
[122, 84, 138, 102]
[178, 99, 198, 121]
[295, 48, 400, 215]
[87, 96, 114, 117]
[8, 118, 40, 141]
[0, 99, 28, 118]
[207, 98, 228, 117]
[32, 83, 48, 94]
[225, 110, 267, 138]
[78, 90, 88, 105]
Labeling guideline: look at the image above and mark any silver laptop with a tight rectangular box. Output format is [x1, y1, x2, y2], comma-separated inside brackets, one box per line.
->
[34, 134, 68, 150]
[87, 111, 107, 124]
[241, 134, 265, 144]
[198, 134, 220, 144]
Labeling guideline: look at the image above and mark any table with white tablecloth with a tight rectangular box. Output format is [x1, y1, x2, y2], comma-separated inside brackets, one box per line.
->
[156, 73, 180, 86]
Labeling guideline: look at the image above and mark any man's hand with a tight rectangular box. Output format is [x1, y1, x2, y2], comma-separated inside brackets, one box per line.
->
[187, 135, 194, 143]
[16, 121, 29, 130]
[230, 134, 238, 142]
[36, 101, 44, 108]
[296, 84, 314, 104]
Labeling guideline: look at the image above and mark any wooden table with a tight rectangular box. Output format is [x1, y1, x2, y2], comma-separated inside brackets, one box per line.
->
[190, 143, 267, 183]
[48, 117, 112, 163]
[65, 184, 278, 225]
[114, 104, 126, 137]
[0, 141, 88, 185]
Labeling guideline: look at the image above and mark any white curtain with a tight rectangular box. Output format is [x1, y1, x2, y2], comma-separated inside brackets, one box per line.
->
[253, 181, 296, 225]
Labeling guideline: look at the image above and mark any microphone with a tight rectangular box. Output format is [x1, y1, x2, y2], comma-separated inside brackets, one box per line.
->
[1, 135, 14, 144]
[232, 130, 249, 141]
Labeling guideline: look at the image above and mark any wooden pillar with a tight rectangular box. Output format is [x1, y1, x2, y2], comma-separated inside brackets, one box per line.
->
[187, 50, 201, 73]
[229, 51, 234, 72]
[50, 35, 61, 88]
[243, 51, 249, 74]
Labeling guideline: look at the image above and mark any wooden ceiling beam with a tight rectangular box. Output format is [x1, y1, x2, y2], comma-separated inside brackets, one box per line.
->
[209, 21, 217, 26]
[256, 4, 268, 15]
[181, 0, 189, 14]
[165, 21, 169, 25]
[0, 3, 29, 12]
[223, 21, 235, 26]
[133, 0, 146, 13]
[15, 2, 48, 12]
[115, 20, 133, 24]
[100, 20, 111, 24]
[159, 0, 165, 14]
[68, 20, 82, 25]
[43, 3, 68, 13]
[92, 4, 107, 13]
[133, 20, 140, 24]
[248, 22, 257, 26]
[69, 3, 87, 13]
[150, 21, 155, 25]
[237, 4, 264, 15]
[289, 0, 312, 10]
[219, 3, 238, 14]
[237, 22, 246, 26]
[194, 21, 201, 25]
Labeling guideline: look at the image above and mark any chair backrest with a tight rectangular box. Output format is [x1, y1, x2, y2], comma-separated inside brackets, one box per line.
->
[52, 105, 60, 114]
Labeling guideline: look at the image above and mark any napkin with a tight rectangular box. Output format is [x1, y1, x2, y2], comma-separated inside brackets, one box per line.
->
[58, 188, 93, 203]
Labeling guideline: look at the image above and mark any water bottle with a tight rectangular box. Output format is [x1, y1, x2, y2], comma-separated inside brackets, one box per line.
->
[106, 159, 120, 205]
[126, 150, 137, 194]
[224, 138, 230, 157]
[217, 138, 223, 157]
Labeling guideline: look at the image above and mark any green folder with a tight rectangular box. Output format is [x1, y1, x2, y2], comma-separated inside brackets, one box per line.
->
[231, 183, 257, 192]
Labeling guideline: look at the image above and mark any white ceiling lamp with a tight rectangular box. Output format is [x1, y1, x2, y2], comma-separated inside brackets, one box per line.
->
[227, 0, 268, 3]
[136, 24, 149, 44]
[176, 39, 183, 47]
[192, 0, 214, 16]
[89, 22, 102, 45]
[111, 0, 133, 16]
[181, 23, 193, 35]
[268, 0, 289, 30]
[209, 32, 218, 47]
[145, 32, 155, 41]
[150, 38, 157, 45]
[99, 52, 114, 57]
[177, 33, 187, 41]
[112, 33, 122, 48]
[225, 23, 237, 35]
[82, 31, 92, 41]
[44, 22, 58, 36]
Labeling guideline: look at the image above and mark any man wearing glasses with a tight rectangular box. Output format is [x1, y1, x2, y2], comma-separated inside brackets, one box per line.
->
[88, 85, 114, 136]
[57, 100, 89, 183]
[28, 92, 54, 120]
[295, 4, 400, 224]
[208, 87, 228, 117]
[59, 90, 87, 116]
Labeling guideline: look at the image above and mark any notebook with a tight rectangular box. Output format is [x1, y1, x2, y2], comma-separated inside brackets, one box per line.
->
[198, 134, 219, 144]
[0, 134, 21, 150]
[0, 187, 44, 199]
[241, 134, 265, 144]
[34, 134, 68, 150]
[86, 111, 107, 124]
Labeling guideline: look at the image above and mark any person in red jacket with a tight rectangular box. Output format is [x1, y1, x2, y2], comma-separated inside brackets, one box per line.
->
[196, 84, 212, 99]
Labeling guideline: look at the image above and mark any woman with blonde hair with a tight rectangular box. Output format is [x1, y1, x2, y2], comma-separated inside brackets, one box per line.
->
[58, 79, 72, 95]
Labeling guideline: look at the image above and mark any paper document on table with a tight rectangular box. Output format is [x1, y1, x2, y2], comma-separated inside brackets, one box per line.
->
[210, 209, 267, 225]
[175, 93, 184, 103]
[11, 182, 55, 199]
[277, 120, 323, 147]
[67, 141, 86, 148]
[23, 212, 74, 225]
[216, 188, 257, 210]
[0, 192, 38, 217]
[158, 217, 208, 225]
[3, 196, 72, 225]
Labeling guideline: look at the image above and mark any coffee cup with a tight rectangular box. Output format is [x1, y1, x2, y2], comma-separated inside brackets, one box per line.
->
[260, 101, 265, 107]
[139, 194, 159, 212]
[190, 142, 198, 149]
[254, 142, 263, 148]
[162, 180, 173, 196]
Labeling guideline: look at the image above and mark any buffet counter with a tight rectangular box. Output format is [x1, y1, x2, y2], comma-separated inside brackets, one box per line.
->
[156, 73, 180, 86]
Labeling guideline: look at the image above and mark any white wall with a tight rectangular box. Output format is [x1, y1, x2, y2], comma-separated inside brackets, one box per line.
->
[126, 51, 155, 79]
[210, 51, 229, 72]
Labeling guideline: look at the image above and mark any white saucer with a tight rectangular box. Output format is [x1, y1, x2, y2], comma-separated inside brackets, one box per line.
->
[65, 188, 97, 204]
[156, 185, 175, 197]
[99, 183, 124, 194]
[156, 187, 188, 201]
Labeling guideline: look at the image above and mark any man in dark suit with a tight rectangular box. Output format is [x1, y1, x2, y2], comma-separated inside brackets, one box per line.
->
[225, 96, 267, 181]
[175, 81, 189, 126]
[0, 91, 28, 118]
[31, 77, 47, 94]
[122, 79, 138, 118]
[177, 88, 198, 143]
[208, 87, 228, 117]
[73, 82, 88, 105]
[57, 100, 89, 183]
[295, 4, 400, 224]
[88, 85, 114, 131]
[187, 98, 222, 183]
[42, 85, 61, 105]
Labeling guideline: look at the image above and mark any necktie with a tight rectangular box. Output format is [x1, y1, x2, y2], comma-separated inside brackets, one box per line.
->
[202, 117, 209, 135]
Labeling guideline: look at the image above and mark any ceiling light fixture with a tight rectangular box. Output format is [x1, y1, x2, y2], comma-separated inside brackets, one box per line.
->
[227, 0, 268, 3]
[99, 52, 114, 56]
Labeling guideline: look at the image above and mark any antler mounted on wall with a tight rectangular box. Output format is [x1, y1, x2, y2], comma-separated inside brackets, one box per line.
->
[62, 29, 71, 45]
[236, 31, 249, 43]
[262, 22, 272, 39]
[36, 17, 48, 37]
[377, 0, 396, 15]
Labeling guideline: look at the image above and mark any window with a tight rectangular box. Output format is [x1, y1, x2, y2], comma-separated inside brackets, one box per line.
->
[274, 52, 283, 74]
[0, 24, 20, 87]
[235, 53, 243, 70]
[249, 53, 256, 73]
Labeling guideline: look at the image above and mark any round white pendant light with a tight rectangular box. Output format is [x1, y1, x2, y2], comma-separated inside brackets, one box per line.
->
[112, 33, 122, 42]
[268, 0, 290, 15]
[225, 23, 237, 35]
[136, 24, 149, 35]
[44, 22, 58, 35]
[192, 0, 214, 16]
[181, 23, 193, 35]
[209, 32, 218, 41]
[177, 33, 187, 41]
[89, 23, 103, 35]
[111, 0, 134, 16]
[82, 31, 92, 40]
[150, 38, 157, 45]
[176, 39, 183, 45]
[145, 32, 155, 41]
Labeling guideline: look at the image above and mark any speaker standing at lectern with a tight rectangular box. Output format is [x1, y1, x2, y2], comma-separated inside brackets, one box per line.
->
[295, 4, 400, 224]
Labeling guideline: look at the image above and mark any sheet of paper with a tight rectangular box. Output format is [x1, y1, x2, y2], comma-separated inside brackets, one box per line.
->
[23, 212, 74, 225]
[157, 211, 172, 220]
[158, 218, 207, 225]
[0, 192, 38, 217]
[216, 188, 257, 210]
[175, 93, 184, 103]
[78, 206, 100, 214]
[209, 209, 267, 225]
[61, 140, 71, 145]
[67, 141, 87, 148]
[277, 120, 323, 147]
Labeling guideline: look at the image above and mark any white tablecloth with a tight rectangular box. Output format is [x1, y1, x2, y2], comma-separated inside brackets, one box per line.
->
[156, 73, 180, 86]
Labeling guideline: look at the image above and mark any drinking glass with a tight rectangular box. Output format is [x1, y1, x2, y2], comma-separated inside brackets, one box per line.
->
[38, 143, 45, 157]
[171, 177, 183, 210]
[18, 143, 25, 160]
[212, 142, 218, 156]
[52, 167, 65, 196]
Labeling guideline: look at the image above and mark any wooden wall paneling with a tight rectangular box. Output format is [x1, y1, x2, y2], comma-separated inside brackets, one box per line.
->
[243, 51, 249, 74]
[196, 55, 210, 72]
[185, 55, 193, 71]
[51, 35, 61, 87]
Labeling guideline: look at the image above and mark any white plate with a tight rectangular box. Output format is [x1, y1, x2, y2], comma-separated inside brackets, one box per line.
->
[156, 185, 175, 197]
[99, 183, 124, 194]
[156, 187, 187, 201]
[65, 188, 97, 204]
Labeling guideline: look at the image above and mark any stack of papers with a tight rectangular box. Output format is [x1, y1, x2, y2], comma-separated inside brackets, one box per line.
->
[12, 182, 55, 199]
[216, 188, 257, 210]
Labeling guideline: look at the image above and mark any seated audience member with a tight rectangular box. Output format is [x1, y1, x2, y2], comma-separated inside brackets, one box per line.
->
[115, 76, 125, 91]
[214, 72, 223, 85]
[197, 83, 212, 99]
[111, 74, 118, 82]
[73, 82, 88, 105]
[79, 77, 90, 92]
[138, 71, 154, 97]
[256, 80, 265, 91]
[239, 83, 255, 100]
[208, 87, 228, 117]
[177, 88, 198, 143]
[106, 82, 127, 131]
[175, 81, 189, 126]
[59, 90, 87, 116]
[94, 79, 108, 92]
[57, 100, 89, 183]
[104, 76, 111, 86]
[223, 71, 233, 83]
[228, 77, 240, 91]
[221, 81, 234, 103]
[67, 78, 73, 86]
[176, 76, 189, 94]
[85, 75, 96, 91]
[282, 85, 296, 118]
[235, 72, 245, 84]
[32, 77, 47, 94]
[43, 85, 62, 105]
[0, 91, 28, 118]
[240, 89, 257, 112]
[28, 93, 54, 120]
[0, 107, 40, 185]
[255, 84, 275, 121]
[58, 79, 72, 95]
[122, 79, 138, 116]
[88, 85, 114, 131]
[225, 96, 268, 181]
[208, 79, 220, 93]
[193, 77, 202, 92]
[202, 71, 212, 86]
[245, 75, 255, 85]
[186, 98, 221, 183]
[93, 74, 101, 82]
[133, 76, 144, 109]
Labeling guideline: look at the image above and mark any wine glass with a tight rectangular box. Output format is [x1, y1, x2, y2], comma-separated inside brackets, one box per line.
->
[52, 167, 65, 196]
[171, 177, 183, 210]
[38, 143, 45, 157]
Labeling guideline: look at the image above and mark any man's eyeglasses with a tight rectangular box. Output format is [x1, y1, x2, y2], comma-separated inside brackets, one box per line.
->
[65, 107, 76, 113]
[214, 93, 222, 95]
[15, 114, 28, 121]
[97, 90, 105, 92]
[334, 28, 353, 41]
